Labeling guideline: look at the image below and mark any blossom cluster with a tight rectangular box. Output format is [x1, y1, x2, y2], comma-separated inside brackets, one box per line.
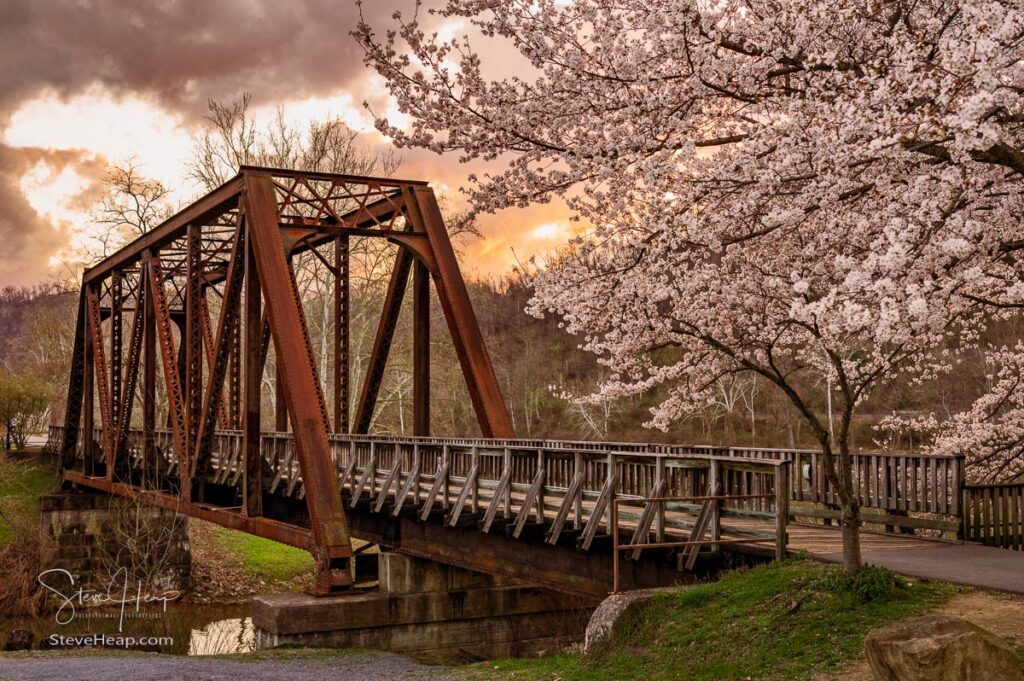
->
[358, 1, 1024, 477]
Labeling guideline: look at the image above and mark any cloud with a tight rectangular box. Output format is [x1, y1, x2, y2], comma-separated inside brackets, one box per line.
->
[0, 145, 105, 285]
[0, 0, 417, 121]
[0, 0, 578, 286]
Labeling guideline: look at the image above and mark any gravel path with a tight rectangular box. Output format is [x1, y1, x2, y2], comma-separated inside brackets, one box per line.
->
[0, 652, 453, 681]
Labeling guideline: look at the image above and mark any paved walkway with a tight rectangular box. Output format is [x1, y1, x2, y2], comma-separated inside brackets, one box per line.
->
[788, 524, 1024, 593]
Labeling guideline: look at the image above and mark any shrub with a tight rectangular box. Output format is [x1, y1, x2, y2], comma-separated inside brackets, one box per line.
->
[822, 564, 908, 604]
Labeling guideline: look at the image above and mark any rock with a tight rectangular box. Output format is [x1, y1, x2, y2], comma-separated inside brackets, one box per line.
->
[5, 628, 33, 651]
[583, 589, 657, 654]
[865, 614, 1024, 681]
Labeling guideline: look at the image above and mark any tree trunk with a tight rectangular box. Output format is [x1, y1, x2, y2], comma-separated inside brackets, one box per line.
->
[840, 502, 862, 574]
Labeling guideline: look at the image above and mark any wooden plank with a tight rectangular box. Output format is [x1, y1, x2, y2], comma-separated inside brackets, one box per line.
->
[349, 454, 376, 509]
[447, 463, 479, 527]
[682, 498, 716, 571]
[579, 474, 617, 551]
[547, 471, 584, 545]
[481, 465, 511, 533]
[420, 461, 449, 522]
[391, 463, 420, 517]
[374, 454, 403, 513]
[513, 467, 546, 539]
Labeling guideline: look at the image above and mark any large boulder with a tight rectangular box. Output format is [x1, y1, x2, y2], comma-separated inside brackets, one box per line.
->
[865, 615, 1024, 681]
[584, 589, 657, 654]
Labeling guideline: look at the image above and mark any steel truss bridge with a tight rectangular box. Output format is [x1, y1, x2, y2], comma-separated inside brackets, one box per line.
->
[55, 167, 995, 598]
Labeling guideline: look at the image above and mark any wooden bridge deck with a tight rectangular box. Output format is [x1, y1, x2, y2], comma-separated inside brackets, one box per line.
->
[49, 426, 1024, 597]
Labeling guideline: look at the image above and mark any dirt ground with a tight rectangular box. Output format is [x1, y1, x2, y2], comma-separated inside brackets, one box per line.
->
[824, 590, 1024, 680]
[186, 519, 313, 604]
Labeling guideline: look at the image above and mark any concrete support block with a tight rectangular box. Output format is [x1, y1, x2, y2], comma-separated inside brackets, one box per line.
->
[38, 491, 190, 594]
[252, 552, 597, 662]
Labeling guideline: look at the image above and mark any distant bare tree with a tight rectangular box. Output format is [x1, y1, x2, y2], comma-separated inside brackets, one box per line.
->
[86, 160, 173, 263]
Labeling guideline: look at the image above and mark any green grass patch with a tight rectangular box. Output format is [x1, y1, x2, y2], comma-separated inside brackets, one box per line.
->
[210, 526, 315, 581]
[463, 561, 956, 681]
[0, 452, 56, 545]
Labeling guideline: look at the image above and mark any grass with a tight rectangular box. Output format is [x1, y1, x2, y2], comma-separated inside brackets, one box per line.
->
[462, 561, 956, 681]
[0, 451, 56, 545]
[209, 526, 315, 581]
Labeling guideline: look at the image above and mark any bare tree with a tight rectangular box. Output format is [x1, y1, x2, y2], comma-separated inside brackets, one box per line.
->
[86, 160, 173, 263]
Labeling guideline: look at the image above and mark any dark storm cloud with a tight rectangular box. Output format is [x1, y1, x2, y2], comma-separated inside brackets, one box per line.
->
[0, 0, 428, 120]
[0, 0, 443, 284]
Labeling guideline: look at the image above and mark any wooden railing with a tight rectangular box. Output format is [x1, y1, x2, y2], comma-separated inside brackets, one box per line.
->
[962, 482, 1024, 550]
[49, 426, 790, 562]
[47, 426, 966, 537]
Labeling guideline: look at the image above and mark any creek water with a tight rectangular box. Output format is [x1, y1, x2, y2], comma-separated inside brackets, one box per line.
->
[1, 603, 256, 655]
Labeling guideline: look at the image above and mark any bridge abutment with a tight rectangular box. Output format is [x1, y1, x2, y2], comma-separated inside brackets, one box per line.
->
[39, 490, 191, 594]
[251, 551, 596, 662]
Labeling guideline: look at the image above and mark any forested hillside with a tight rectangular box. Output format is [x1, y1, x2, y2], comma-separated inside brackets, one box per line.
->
[0, 272, 1012, 453]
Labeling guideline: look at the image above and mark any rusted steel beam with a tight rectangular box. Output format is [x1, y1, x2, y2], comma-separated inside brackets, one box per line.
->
[353, 248, 414, 434]
[244, 171, 352, 593]
[109, 272, 123, 479]
[114, 273, 145, 479]
[243, 228, 263, 517]
[405, 187, 514, 438]
[64, 470, 313, 550]
[60, 291, 87, 470]
[86, 286, 114, 464]
[195, 224, 246, 481]
[198, 295, 230, 429]
[142, 259, 157, 487]
[148, 260, 188, 467]
[333, 236, 349, 434]
[184, 224, 203, 493]
[241, 164, 428, 187]
[83, 176, 244, 283]
[413, 260, 430, 436]
[228, 310, 241, 430]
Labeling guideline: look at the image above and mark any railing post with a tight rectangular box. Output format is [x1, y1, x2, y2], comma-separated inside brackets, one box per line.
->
[442, 444, 451, 510]
[606, 452, 616, 536]
[611, 497, 620, 593]
[655, 455, 666, 543]
[775, 461, 790, 560]
[573, 451, 583, 530]
[710, 459, 721, 553]
[504, 447, 513, 519]
[537, 449, 546, 523]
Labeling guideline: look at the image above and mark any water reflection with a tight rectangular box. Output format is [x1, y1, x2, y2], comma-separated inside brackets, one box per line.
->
[188, 616, 255, 655]
[2, 604, 256, 655]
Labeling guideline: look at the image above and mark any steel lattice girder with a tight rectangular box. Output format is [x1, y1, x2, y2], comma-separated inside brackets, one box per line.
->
[60, 166, 514, 594]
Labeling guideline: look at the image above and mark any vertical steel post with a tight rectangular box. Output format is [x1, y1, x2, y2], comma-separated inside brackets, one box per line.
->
[142, 259, 156, 488]
[109, 270, 123, 480]
[407, 187, 513, 438]
[413, 260, 430, 436]
[244, 228, 263, 518]
[82, 286, 96, 476]
[244, 172, 352, 593]
[333, 235, 349, 433]
[60, 290, 87, 471]
[185, 223, 203, 493]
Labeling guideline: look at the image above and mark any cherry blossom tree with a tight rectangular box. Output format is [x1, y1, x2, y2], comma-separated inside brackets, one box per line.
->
[358, 0, 1024, 572]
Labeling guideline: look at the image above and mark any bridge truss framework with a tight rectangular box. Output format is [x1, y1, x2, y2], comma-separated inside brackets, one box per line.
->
[59, 166, 513, 593]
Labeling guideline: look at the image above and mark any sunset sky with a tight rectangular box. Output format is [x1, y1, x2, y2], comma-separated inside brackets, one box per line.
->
[0, 0, 580, 286]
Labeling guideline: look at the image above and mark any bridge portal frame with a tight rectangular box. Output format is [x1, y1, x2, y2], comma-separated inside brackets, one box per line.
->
[59, 166, 513, 594]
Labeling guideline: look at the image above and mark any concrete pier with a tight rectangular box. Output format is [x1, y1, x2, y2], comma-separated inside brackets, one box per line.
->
[252, 552, 596, 662]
